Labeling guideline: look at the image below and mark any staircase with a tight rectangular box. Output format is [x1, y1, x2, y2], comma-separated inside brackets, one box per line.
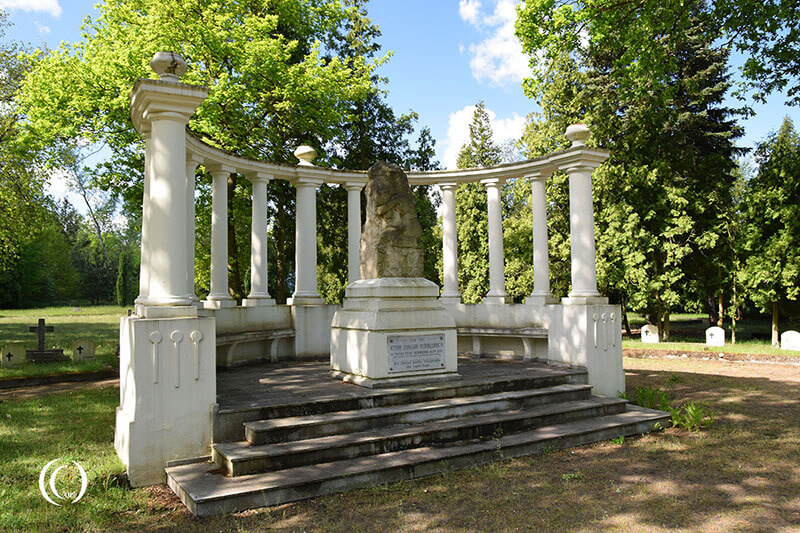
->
[167, 363, 669, 517]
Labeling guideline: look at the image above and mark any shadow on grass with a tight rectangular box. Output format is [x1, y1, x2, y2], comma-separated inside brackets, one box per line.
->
[2, 364, 800, 531]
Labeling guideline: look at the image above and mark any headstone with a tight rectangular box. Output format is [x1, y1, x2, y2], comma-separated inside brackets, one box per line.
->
[1, 344, 25, 367]
[25, 318, 66, 362]
[359, 161, 424, 278]
[641, 324, 659, 344]
[781, 330, 800, 351]
[72, 339, 97, 361]
[706, 326, 725, 347]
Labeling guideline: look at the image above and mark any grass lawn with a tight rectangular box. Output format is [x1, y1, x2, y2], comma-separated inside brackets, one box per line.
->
[0, 306, 126, 378]
[1, 356, 799, 531]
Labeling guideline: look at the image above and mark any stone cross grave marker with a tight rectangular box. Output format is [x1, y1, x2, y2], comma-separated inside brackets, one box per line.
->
[705, 326, 725, 347]
[25, 318, 67, 362]
[1, 344, 25, 367]
[72, 338, 97, 361]
[781, 330, 800, 351]
[641, 324, 659, 344]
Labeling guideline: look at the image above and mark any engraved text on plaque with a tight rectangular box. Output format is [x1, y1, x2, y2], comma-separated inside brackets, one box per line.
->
[387, 333, 446, 373]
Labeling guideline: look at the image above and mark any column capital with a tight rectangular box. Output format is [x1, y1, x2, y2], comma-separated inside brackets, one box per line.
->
[245, 170, 274, 183]
[558, 160, 604, 174]
[206, 163, 236, 176]
[480, 177, 506, 187]
[295, 177, 323, 187]
[186, 152, 204, 167]
[439, 182, 458, 191]
[344, 181, 366, 191]
[524, 169, 554, 182]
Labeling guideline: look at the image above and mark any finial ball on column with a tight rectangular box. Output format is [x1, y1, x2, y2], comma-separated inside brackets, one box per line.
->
[565, 123, 590, 147]
[150, 51, 188, 82]
[294, 145, 317, 166]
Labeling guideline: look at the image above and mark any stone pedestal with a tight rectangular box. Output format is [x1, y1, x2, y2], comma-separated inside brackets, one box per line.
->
[115, 315, 216, 486]
[330, 278, 459, 388]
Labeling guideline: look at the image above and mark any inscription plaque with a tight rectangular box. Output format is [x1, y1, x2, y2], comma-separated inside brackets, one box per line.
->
[388, 333, 446, 373]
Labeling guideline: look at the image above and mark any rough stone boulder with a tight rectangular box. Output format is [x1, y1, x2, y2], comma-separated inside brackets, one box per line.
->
[360, 161, 424, 278]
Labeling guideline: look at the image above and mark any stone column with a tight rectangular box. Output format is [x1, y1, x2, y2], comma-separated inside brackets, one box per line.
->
[186, 154, 203, 305]
[204, 165, 236, 308]
[482, 178, 511, 304]
[243, 172, 275, 306]
[561, 124, 606, 304]
[526, 171, 557, 305]
[290, 178, 324, 305]
[440, 183, 461, 303]
[345, 182, 363, 285]
[135, 129, 152, 310]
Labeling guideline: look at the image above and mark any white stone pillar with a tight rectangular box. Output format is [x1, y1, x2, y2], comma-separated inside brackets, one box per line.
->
[526, 172, 557, 305]
[186, 154, 202, 304]
[440, 183, 461, 303]
[345, 182, 363, 285]
[561, 124, 606, 305]
[135, 129, 152, 311]
[204, 165, 236, 308]
[290, 178, 324, 305]
[243, 172, 275, 306]
[482, 178, 511, 304]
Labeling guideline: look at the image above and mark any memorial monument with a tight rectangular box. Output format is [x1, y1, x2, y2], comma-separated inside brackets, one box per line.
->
[330, 161, 459, 387]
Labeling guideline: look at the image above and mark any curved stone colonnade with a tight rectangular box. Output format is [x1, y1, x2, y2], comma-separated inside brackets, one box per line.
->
[116, 52, 624, 488]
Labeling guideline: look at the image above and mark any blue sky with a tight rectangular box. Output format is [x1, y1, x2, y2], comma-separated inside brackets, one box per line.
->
[2, 0, 799, 172]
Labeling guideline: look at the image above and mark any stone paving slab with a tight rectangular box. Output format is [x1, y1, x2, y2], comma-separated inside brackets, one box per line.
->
[216, 357, 585, 410]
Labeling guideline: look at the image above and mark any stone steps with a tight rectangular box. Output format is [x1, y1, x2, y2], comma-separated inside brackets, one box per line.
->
[213, 366, 588, 442]
[214, 395, 625, 476]
[167, 406, 670, 517]
[243, 384, 595, 445]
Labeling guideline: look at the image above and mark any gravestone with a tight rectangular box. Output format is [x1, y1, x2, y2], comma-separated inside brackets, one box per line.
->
[1, 344, 25, 367]
[706, 326, 725, 347]
[72, 339, 97, 361]
[641, 324, 659, 344]
[330, 161, 458, 388]
[25, 318, 67, 362]
[781, 330, 800, 351]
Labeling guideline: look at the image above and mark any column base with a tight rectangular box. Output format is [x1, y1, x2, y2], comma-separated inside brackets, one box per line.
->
[483, 293, 512, 305]
[202, 298, 237, 309]
[288, 294, 325, 306]
[562, 295, 608, 305]
[242, 297, 276, 307]
[525, 293, 559, 305]
[440, 294, 462, 305]
[135, 304, 198, 319]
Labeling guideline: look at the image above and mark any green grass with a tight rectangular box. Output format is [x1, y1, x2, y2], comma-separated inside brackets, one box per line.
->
[4, 356, 800, 531]
[0, 306, 126, 378]
[622, 338, 800, 357]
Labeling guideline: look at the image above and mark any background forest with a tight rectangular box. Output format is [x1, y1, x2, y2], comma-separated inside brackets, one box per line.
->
[1, 0, 798, 345]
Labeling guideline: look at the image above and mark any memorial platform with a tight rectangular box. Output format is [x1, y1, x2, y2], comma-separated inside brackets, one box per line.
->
[166, 357, 669, 516]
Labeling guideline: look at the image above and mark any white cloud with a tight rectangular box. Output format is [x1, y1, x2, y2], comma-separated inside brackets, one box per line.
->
[0, 0, 62, 17]
[441, 104, 526, 169]
[35, 21, 51, 34]
[458, 0, 482, 26]
[458, 0, 530, 87]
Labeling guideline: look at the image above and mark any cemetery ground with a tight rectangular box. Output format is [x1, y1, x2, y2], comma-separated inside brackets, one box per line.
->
[0, 310, 798, 531]
[0, 306, 126, 379]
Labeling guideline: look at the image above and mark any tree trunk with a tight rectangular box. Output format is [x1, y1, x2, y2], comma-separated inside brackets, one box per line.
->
[731, 283, 737, 344]
[772, 302, 780, 346]
[706, 293, 717, 326]
[717, 290, 724, 327]
[663, 309, 670, 342]
[621, 294, 632, 337]
[227, 174, 245, 300]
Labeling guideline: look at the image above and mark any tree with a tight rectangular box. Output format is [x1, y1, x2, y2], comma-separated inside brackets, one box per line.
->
[17, 0, 379, 303]
[455, 103, 501, 303]
[742, 117, 800, 345]
[516, 0, 800, 106]
[518, 11, 744, 339]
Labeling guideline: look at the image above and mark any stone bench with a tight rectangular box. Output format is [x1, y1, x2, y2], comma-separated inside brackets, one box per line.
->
[456, 326, 548, 360]
[216, 329, 295, 366]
